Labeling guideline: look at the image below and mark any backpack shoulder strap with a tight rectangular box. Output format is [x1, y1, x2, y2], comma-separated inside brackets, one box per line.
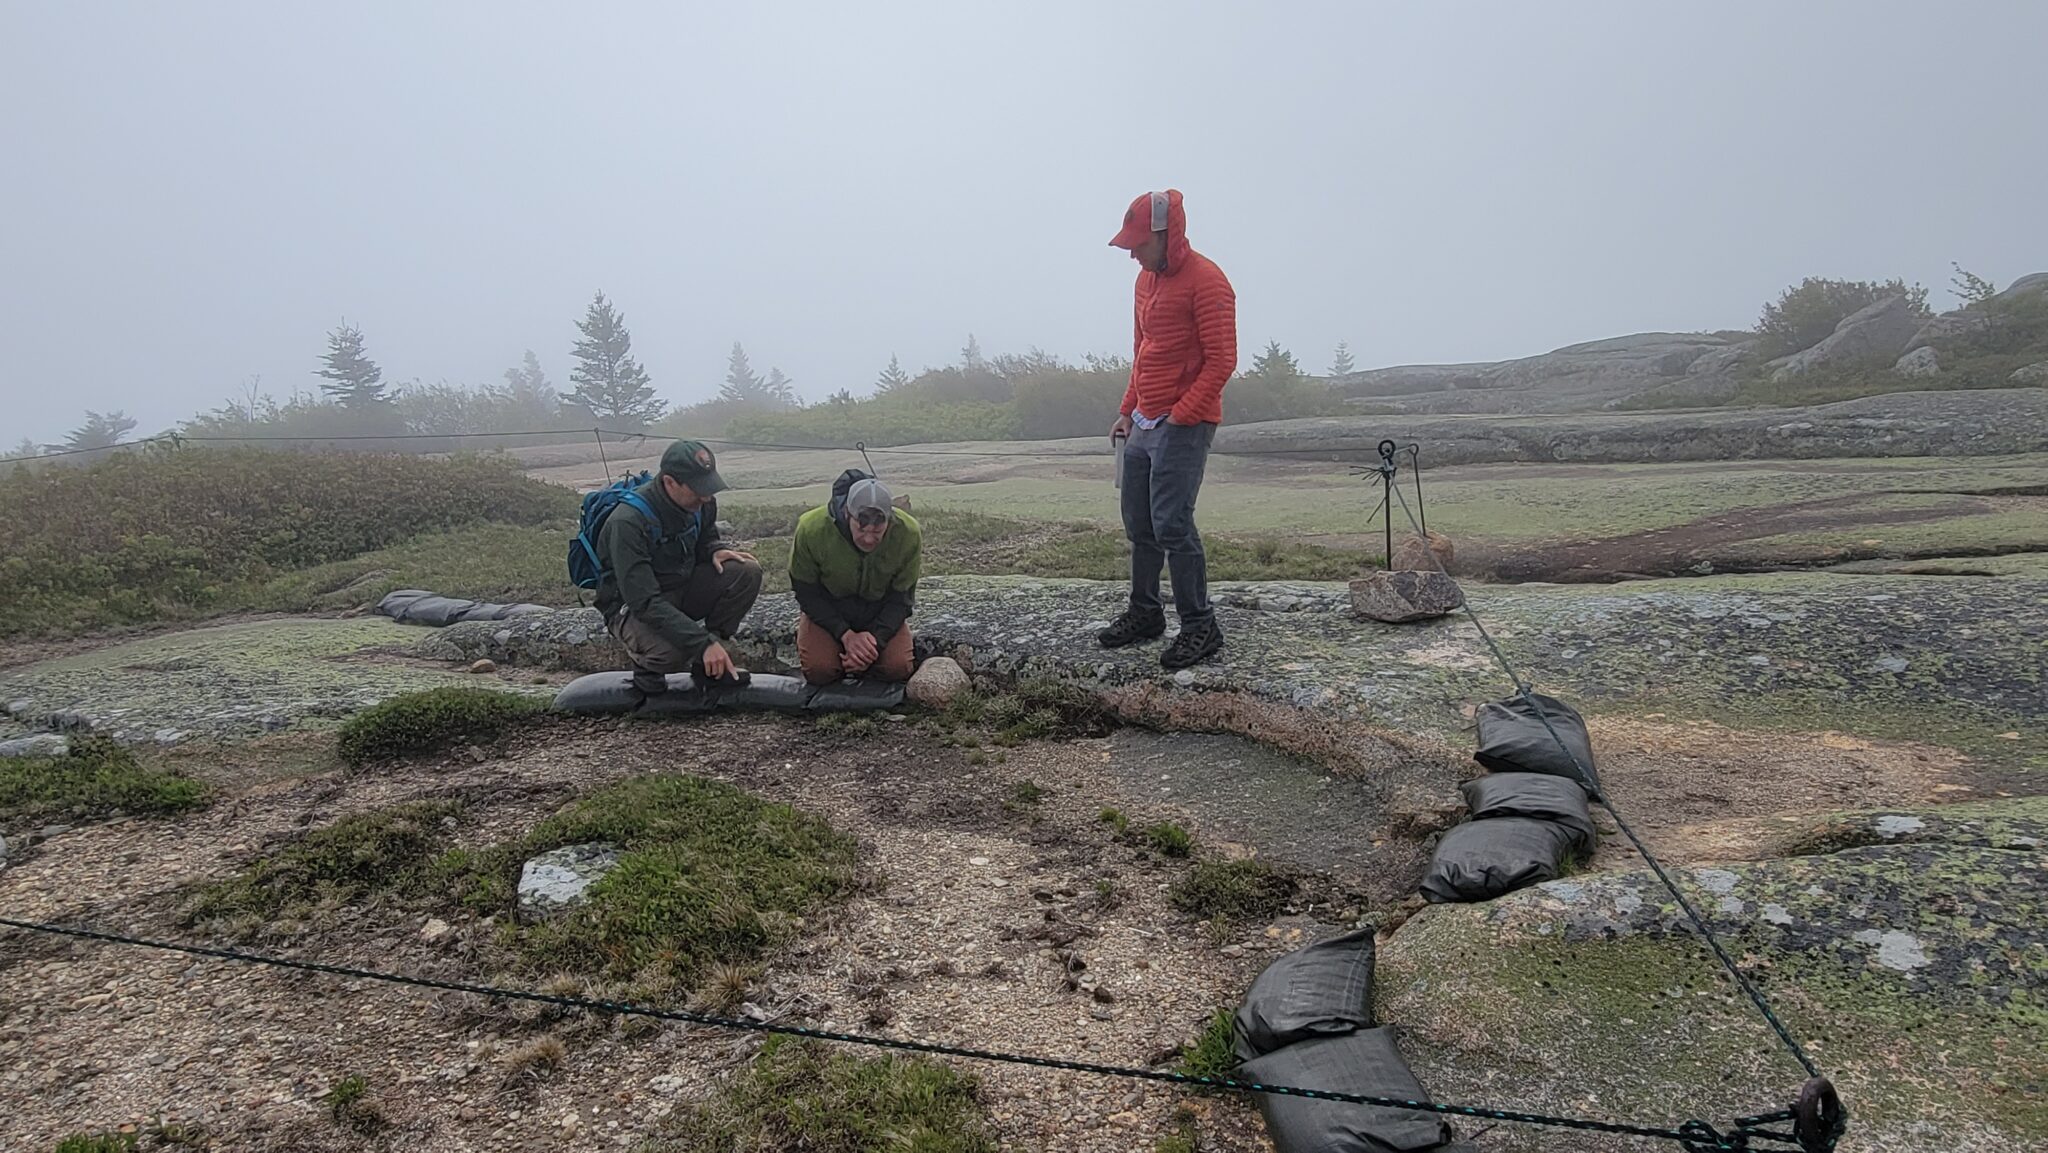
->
[616, 491, 664, 545]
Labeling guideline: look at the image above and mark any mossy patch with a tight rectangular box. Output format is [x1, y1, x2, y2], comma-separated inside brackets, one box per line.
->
[52, 1135, 137, 1153]
[646, 1036, 995, 1153]
[447, 775, 859, 991]
[185, 801, 459, 926]
[0, 736, 206, 822]
[335, 685, 547, 766]
[1170, 859, 1295, 924]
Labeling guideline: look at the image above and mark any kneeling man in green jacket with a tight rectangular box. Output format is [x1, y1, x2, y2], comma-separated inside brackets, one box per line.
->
[790, 470, 922, 685]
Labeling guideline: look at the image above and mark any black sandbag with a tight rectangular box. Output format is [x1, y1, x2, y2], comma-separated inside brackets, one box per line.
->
[448, 601, 550, 623]
[635, 681, 718, 716]
[376, 589, 435, 617]
[714, 674, 815, 712]
[1233, 928, 1376, 1062]
[1461, 772, 1596, 852]
[804, 679, 907, 711]
[1237, 1028, 1454, 1153]
[553, 671, 647, 714]
[1473, 692, 1601, 797]
[1420, 817, 1580, 904]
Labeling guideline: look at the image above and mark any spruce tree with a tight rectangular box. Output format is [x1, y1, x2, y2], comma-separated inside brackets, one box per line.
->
[316, 323, 389, 408]
[876, 354, 911, 394]
[719, 342, 766, 406]
[566, 293, 663, 427]
[1330, 341, 1356, 375]
[61, 410, 138, 451]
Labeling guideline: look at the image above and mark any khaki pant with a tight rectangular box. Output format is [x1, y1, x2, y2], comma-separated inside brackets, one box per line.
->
[607, 558, 763, 674]
[796, 612, 914, 685]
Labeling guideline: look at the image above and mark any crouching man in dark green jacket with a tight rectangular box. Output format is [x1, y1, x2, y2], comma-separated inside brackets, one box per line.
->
[790, 471, 922, 685]
[595, 440, 762, 694]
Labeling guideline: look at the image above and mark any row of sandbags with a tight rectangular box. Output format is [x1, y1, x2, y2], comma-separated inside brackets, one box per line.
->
[376, 588, 552, 627]
[552, 670, 904, 716]
[1421, 692, 1601, 903]
[1230, 930, 1478, 1152]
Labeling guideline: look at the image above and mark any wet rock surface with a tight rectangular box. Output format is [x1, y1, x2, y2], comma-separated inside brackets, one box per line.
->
[1347, 571, 1465, 623]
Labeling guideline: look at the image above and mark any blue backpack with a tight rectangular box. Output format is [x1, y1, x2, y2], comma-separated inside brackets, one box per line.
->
[569, 471, 666, 591]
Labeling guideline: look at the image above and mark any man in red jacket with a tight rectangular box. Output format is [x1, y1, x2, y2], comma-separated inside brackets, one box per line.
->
[1102, 188, 1238, 669]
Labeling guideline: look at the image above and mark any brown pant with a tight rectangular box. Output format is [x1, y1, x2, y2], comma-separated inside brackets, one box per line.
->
[797, 613, 914, 685]
[607, 558, 763, 674]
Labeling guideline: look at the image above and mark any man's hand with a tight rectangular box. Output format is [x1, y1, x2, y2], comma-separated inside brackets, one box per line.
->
[841, 630, 880, 671]
[700, 641, 735, 678]
[1110, 413, 1133, 439]
[711, 548, 756, 574]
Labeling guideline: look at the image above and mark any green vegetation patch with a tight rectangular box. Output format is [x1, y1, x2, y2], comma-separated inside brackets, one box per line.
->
[335, 686, 548, 767]
[1144, 821, 1195, 859]
[0, 736, 206, 822]
[649, 1035, 996, 1153]
[1176, 1008, 1240, 1081]
[53, 1135, 137, 1153]
[0, 446, 574, 637]
[1169, 858, 1295, 923]
[185, 801, 459, 925]
[449, 775, 859, 989]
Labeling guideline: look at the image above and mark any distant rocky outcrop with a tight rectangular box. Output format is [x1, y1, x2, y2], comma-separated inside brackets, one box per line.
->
[1215, 388, 2048, 466]
[1893, 346, 1941, 377]
[1331, 333, 1755, 414]
[1769, 295, 1923, 381]
[1904, 271, 2048, 355]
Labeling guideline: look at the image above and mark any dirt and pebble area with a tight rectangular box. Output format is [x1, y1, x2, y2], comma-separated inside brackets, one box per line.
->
[0, 712, 1440, 1152]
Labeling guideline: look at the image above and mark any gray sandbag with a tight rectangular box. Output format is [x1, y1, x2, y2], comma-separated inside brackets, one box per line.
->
[1461, 772, 1596, 852]
[1233, 928, 1376, 1062]
[376, 589, 550, 626]
[635, 681, 718, 717]
[1473, 692, 1601, 797]
[551, 671, 712, 716]
[448, 600, 550, 623]
[804, 679, 907, 711]
[1237, 1028, 1454, 1153]
[715, 673, 817, 712]
[1420, 817, 1580, 904]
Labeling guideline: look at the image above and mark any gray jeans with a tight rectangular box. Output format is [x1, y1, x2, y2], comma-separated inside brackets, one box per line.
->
[1120, 420, 1216, 625]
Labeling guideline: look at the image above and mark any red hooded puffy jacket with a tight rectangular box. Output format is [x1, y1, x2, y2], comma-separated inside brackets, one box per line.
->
[1111, 189, 1238, 426]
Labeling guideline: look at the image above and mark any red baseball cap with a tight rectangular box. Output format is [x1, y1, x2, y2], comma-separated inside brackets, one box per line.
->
[1108, 190, 1173, 249]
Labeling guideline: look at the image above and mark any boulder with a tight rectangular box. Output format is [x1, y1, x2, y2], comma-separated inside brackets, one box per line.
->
[905, 656, 971, 708]
[466, 658, 497, 675]
[1903, 272, 2048, 354]
[1333, 334, 1753, 414]
[0, 734, 70, 758]
[517, 842, 622, 920]
[1348, 571, 1464, 624]
[1893, 346, 1940, 377]
[1390, 531, 1454, 573]
[2013, 361, 2048, 385]
[1772, 295, 1923, 381]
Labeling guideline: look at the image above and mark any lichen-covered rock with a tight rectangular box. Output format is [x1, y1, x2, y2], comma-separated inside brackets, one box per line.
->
[1892, 346, 1940, 377]
[2013, 361, 2048, 385]
[517, 842, 621, 920]
[0, 734, 69, 758]
[1380, 831, 2048, 1150]
[1772, 295, 1923, 381]
[1349, 571, 1465, 623]
[905, 656, 971, 708]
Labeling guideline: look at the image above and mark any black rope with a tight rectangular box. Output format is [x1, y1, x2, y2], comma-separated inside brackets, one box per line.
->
[0, 915, 1768, 1149]
[1383, 480, 1824, 1082]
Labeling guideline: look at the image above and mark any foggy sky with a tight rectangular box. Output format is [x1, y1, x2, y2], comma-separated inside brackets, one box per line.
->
[3, 1, 2044, 444]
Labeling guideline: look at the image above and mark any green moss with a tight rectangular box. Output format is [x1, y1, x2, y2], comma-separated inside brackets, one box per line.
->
[1144, 822, 1195, 859]
[648, 1036, 995, 1152]
[53, 1136, 137, 1153]
[335, 686, 547, 766]
[0, 736, 206, 822]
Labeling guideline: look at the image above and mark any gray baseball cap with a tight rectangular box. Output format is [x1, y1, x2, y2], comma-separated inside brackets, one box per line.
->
[845, 477, 894, 524]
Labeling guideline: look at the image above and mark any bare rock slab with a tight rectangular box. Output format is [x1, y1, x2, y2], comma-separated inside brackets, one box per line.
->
[1349, 571, 1465, 623]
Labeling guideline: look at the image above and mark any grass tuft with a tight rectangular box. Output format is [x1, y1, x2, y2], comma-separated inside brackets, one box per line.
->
[1169, 859, 1295, 924]
[1143, 821, 1195, 859]
[53, 1136, 137, 1153]
[335, 686, 546, 767]
[0, 736, 206, 822]
[1098, 807, 1130, 835]
[1176, 1009, 1239, 1081]
[326, 1074, 383, 1133]
[649, 1035, 995, 1152]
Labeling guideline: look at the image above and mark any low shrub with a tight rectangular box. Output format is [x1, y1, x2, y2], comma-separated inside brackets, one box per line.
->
[0, 737, 206, 822]
[335, 687, 547, 767]
[1144, 822, 1195, 858]
[186, 801, 459, 924]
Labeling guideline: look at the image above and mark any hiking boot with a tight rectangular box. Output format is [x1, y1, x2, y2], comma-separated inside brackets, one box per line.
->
[1160, 619, 1223, 670]
[631, 670, 670, 696]
[1097, 608, 1166, 649]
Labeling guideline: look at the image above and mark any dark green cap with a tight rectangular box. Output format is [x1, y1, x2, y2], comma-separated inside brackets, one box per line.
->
[659, 439, 727, 495]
